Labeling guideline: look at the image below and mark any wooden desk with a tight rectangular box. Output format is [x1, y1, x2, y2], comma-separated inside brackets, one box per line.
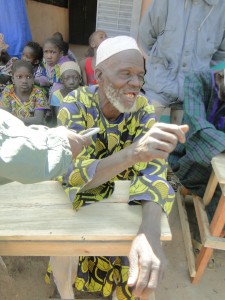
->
[0, 180, 171, 256]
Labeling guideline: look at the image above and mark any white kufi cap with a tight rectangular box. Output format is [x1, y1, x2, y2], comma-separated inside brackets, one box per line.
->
[96, 35, 141, 67]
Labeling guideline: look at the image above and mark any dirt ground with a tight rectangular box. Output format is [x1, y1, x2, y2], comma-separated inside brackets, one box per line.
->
[0, 197, 225, 300]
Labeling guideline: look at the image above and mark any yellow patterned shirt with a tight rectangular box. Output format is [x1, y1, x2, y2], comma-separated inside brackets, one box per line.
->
[57, 85, 175, 214]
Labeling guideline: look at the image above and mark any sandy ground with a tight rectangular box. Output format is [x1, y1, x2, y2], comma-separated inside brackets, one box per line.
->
[0, 198, 225, 300]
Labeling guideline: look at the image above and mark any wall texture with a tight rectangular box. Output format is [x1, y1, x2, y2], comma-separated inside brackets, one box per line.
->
[26, 0, 69, 45]
[26, 0, 151, 46]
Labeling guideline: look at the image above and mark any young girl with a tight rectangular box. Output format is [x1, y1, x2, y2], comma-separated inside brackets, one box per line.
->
[80, 30, 107, 85]
[52, 31, 77, 62]
[35, 37, 71, 98]
[0, 60, 49, 125]
[51, 61, 81, 117]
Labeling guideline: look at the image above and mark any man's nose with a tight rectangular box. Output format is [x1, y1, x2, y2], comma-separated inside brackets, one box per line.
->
[128, 75, 142, 87]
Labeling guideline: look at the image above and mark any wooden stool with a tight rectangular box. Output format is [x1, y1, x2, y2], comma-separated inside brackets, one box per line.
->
[177, 153, 225, 284]
[0, 180, 171, 299]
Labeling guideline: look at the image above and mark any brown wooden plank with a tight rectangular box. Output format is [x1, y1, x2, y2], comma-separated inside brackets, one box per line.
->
[211, 154, 225, 185]
[0, 181, 171, 256]
[176, 190, 196, 277]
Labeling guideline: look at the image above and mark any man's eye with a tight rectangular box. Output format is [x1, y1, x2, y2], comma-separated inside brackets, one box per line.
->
[16, 76, 22, 79]
[120, 72, 130, 78]
[27, 76, 33, 79]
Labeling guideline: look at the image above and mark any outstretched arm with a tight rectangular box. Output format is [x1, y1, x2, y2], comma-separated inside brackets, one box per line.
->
[0, 110, 90, 184]
[82, 123, 188, 190]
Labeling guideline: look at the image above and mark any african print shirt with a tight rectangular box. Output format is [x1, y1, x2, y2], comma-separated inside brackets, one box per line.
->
[50, 89, 64, 107]
[57, 85, 175, 214]
[0, 84, 49, 118]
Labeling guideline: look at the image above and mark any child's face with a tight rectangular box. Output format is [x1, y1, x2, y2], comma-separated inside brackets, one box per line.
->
[61, 70, 80, 91]
[91, 31, 107, 49]
[43, 42, 63, 67]
[22, 46, 38, 66]
[12, 66, 34, 93]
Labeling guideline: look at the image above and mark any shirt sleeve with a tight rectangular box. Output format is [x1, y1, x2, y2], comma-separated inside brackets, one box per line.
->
[57, 95, 100, 208]
[33, 87, 50, 110]
[51, 91, 61, 107]
[211, 31, 225, 65]
[127, 104, 175, 215]
[0, 85, 12, 110]
[138, 0, 168, 55]
[0, 109, 72, 183]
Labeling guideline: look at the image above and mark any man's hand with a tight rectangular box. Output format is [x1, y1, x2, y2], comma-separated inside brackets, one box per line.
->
[133, 123, 189, 162]
[66, 130, 91, 159]
[128, 233, 166, 299]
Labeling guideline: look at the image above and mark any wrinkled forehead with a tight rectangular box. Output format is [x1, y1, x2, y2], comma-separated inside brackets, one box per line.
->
[103, 49, 144, 69]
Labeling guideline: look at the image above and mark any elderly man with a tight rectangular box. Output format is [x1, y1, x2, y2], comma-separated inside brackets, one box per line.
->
[50, 36, 188, 300]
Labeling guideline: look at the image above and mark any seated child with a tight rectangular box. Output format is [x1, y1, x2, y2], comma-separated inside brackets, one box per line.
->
[79, 30, 107, 85]
[52, 31, 77, 62]
[0, 33, 17, 93]
[21, 41, 43, 83]
[35, 37, 72, 99]
[0, 60, 49, 126]
[51, 61, 81, 121]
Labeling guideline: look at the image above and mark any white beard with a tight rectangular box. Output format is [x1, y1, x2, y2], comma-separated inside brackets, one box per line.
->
[104, 84, 137, 113]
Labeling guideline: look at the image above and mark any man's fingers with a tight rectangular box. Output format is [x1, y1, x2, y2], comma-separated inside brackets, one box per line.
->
[180, 124, 189, 133]
[153, 122, 189, 144]
[127, 250, 139, 287]
[148, 267, 160, 290]
[80, 135, 92, 147]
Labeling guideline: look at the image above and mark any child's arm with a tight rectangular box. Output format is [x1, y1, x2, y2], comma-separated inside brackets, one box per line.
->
[19, 109, 45, 126]
[79, 59, 87, 85]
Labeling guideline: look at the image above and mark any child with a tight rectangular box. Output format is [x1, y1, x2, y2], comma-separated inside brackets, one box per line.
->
[35, 37, 71, 98]
[21, 41, 43, 81]
[0, 60, 49, 126]
[51, 61, 81, 119]
[0, 33, 17, 94]
[52, 32, 77, 62]
[79, 30, 107, 85]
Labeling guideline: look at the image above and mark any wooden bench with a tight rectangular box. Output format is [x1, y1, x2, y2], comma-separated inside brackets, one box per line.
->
[177, 153, 225, 284]
[0, 180, 171, 299]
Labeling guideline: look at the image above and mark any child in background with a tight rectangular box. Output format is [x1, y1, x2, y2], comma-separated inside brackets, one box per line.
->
[51, 61, 81, 122]
[52, 32, 77, 62]
[35, 37, 71, 98]
[0, 33, 17, 94]
[21, 41, 43, 82]
[79, 30, 107, 85]
[0, 60, 49, 126]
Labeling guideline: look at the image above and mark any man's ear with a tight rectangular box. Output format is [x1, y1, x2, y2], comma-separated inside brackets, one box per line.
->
[95, 68, 103, 83]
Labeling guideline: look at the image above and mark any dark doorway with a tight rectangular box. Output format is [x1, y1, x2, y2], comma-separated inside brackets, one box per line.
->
[69, 0, 98, 45]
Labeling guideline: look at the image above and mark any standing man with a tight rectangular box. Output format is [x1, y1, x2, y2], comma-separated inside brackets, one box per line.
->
[139, 0, 225, 120]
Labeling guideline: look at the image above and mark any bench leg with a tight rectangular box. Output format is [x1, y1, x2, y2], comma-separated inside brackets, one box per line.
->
[50, 256, 78, 299]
